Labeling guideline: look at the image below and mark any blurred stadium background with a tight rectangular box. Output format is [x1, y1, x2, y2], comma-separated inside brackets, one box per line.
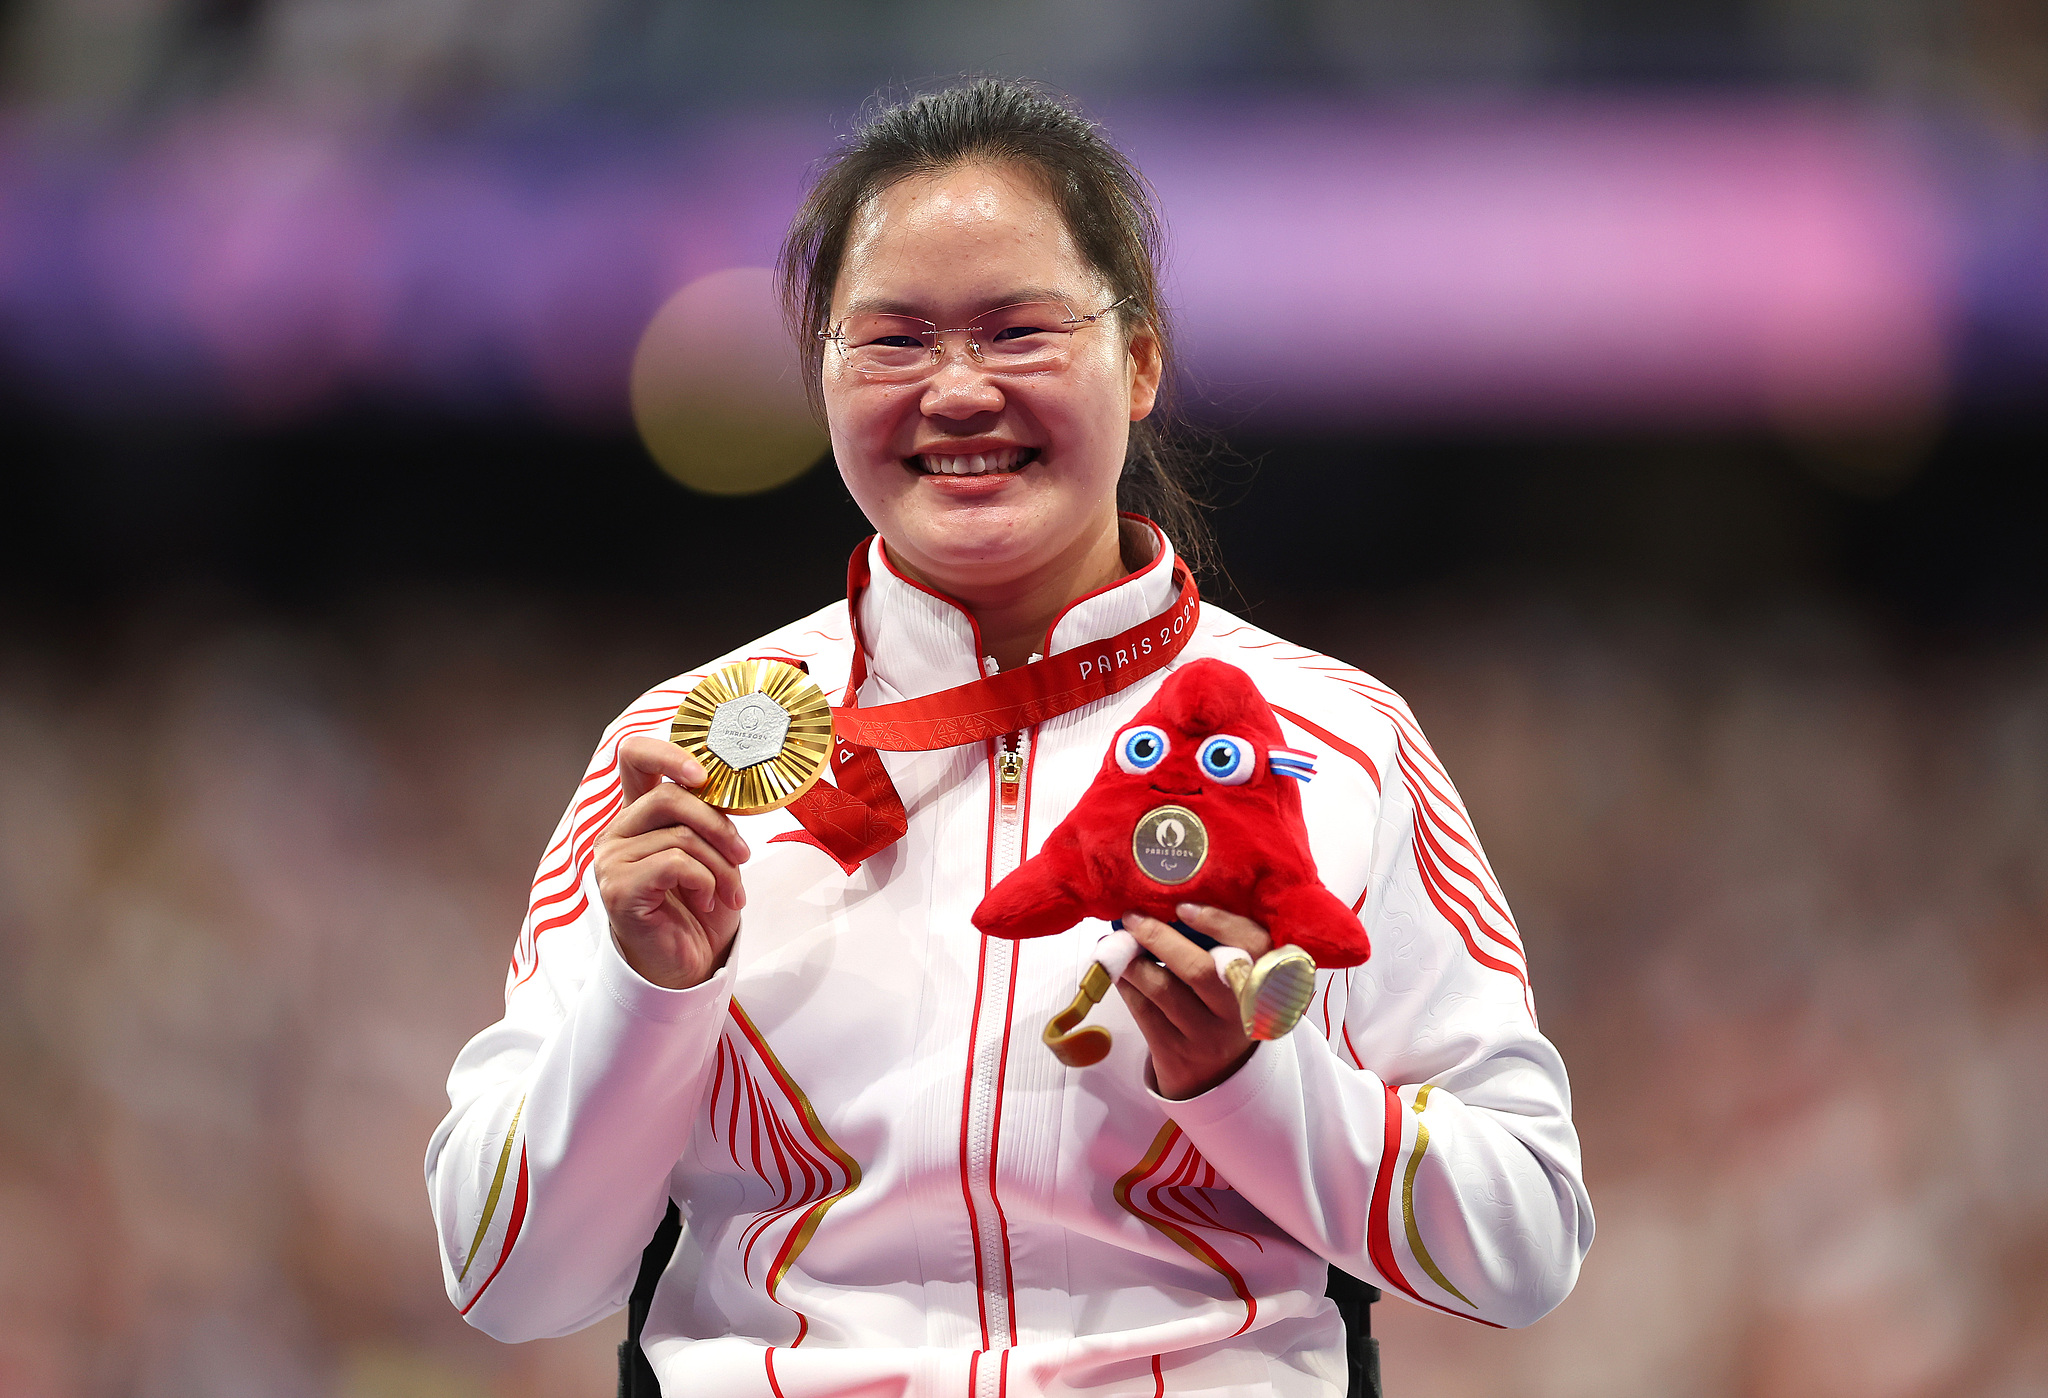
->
[2, 2, 2045, 1395]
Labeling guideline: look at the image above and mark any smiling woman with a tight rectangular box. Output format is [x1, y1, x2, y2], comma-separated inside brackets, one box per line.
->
[425, 79, 1592, 1398]
[814, 157, 1160, 669]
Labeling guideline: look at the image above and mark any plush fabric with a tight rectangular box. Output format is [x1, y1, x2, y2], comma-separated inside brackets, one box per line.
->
[973, 658, 1370, 967]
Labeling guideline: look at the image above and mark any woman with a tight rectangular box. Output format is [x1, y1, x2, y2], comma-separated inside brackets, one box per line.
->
[427, 80, 1591, 1397]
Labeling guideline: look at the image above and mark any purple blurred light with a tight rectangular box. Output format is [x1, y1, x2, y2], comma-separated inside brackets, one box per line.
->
[1125, 101, 1955, 428]
[0, 100, 1966, 429]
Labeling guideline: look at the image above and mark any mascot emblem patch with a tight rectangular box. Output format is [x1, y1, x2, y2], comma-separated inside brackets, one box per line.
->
[1132, 805, 1207, 884]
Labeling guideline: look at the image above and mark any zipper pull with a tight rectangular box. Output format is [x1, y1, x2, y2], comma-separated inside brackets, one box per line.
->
[997, 735, 1024, 810]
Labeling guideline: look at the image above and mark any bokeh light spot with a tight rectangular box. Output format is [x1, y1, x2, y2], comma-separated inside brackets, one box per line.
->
[630, 267, 826, 496]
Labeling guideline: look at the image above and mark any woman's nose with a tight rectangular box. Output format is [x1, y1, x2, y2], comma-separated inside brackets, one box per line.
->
[919, 358, 1006, 420]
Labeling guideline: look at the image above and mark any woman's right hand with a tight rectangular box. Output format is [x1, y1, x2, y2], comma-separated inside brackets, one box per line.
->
[593, 735, 752, 989]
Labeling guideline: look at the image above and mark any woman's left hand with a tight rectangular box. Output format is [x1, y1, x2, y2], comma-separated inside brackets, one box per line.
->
[1116, 904, 1274, 1101]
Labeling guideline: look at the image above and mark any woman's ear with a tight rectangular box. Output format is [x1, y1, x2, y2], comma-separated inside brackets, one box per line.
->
[1126, 327, 1163, 423]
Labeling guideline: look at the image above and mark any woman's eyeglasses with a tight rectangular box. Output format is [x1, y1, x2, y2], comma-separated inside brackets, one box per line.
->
[820, 296, 1131, 382]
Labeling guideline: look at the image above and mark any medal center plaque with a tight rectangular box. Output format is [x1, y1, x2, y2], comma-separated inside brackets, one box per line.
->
[706, 693, 791, 770]
[1132, 804, 1208, 885]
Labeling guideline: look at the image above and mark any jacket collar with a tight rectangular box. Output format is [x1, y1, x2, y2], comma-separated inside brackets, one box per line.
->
[855, 516, 1178, 705]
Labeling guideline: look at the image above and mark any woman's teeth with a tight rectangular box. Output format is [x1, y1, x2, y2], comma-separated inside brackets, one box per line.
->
[915, 448, 1034, 476]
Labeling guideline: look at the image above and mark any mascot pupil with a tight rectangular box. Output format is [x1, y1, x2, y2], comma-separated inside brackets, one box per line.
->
[972, 658, 1372, 1067]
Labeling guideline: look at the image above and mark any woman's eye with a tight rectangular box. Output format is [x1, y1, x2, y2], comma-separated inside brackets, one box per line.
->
[1198, 735, 1253, 785]
[1115, 726, 1170, 775]
[990, 323, 1052, 342]
[865, 334, 929, 349]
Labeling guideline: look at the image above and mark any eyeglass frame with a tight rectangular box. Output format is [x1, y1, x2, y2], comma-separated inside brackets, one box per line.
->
[817, 294, 1136, 378]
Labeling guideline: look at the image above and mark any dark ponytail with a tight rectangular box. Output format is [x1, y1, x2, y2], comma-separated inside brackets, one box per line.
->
[777, 78, 1216, 577]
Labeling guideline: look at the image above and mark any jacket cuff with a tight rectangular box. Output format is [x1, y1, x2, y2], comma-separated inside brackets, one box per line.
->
[1147, 1028, 1293, 1126]
[594, 923, 738, 1025]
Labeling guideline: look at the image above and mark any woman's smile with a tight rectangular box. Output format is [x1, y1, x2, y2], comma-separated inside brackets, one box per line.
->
[907, 441, 1043, 500]
[908, 444, 1039, 477]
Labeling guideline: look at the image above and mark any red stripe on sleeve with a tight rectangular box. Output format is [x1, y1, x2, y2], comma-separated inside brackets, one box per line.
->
[1271, 705, 1382, 792]
[1365, 1085, 1416, 1302]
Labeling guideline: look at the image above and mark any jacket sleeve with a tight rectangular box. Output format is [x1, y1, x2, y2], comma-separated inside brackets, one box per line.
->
[423, 680, 733, 1340]
[1164, 683, 1592, 1328]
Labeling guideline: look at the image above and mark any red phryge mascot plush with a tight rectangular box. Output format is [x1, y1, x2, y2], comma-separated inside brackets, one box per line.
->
[973, 658, 1370, 1064]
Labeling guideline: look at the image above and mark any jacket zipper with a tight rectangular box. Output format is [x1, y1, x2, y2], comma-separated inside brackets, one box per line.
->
[966, 668, 1030, 1367]
[997, 735, 1024, 817]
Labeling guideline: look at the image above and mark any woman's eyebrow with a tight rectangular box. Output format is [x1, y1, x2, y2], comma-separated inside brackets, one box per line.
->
[839, 296, 931, 320]
[837, 288, 1079, 321]
[972, 287, 1076, 313]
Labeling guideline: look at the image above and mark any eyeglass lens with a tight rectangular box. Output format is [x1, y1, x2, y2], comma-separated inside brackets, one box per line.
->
[835, 302, 1085, 377]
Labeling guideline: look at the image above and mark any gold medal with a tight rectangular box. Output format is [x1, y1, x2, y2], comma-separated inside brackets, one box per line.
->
[1224, 946, 1319, 1040]
[670, 660, 834, 814]
[1131, 804, 1209, 885]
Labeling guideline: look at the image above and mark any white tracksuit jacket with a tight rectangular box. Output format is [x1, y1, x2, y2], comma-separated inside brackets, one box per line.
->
[427, 525, 1592, 1397]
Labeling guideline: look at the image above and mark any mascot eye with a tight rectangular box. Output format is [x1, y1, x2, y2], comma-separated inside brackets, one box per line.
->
[1198, 735, 1254, 785]
[1116, 726, 1170, 774]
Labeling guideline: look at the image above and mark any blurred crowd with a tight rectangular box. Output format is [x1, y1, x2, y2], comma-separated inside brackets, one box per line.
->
[4, 0, 2044, 118]
[0, 583, 2040, 1396]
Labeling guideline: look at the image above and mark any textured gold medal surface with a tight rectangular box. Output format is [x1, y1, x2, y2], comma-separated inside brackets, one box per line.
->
[670, 660, 834, 814]
[1241, 946, 1318, 1040]
[1131, 804, 1209, 885]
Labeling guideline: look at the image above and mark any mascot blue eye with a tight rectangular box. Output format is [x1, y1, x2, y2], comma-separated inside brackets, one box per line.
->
[1199, 735, 1254, 785]
[1115, 726, 1170, 775]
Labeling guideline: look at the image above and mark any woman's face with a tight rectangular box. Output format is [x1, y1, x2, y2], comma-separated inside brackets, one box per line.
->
[821, 161, 1161, 600]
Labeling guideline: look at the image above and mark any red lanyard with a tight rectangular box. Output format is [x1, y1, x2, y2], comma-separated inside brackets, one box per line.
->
[772, 535, 1201, 871]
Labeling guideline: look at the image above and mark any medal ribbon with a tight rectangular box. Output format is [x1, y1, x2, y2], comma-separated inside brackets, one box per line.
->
[773, 533, 1201, 871]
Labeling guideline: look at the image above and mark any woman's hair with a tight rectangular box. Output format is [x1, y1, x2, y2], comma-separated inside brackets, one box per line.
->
[778, 77, 1215, 575]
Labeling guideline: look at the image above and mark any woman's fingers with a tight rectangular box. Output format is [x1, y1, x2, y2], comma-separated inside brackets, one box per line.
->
[605, 776, 751, 868]
[1122, 912, 1242, 1024]
[644, 848, 720, 914]
[605, 825, 746, 910]
[1114, 977, 1187, 1050]
[618, 734, 705, 807]
[1116, 957, 1217, 1041]
[598, 842, 718, 919]
[598, 793, 748, 920]
[1114, 942, 1259, 1100]
[590, 742, 747, 991]
[1174, 903, 1272, 958]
